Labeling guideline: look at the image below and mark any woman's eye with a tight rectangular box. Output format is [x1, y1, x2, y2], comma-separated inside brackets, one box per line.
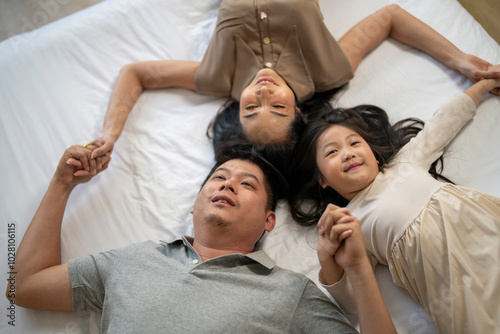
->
[246, 106, 258, 110]
[272, 105, 285, 109]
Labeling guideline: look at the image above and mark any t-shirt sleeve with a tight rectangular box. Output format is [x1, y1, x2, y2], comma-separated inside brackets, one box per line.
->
[68, 250, 116, 312]
[398, 92, 476, 168]
[290, 281, 357, 333]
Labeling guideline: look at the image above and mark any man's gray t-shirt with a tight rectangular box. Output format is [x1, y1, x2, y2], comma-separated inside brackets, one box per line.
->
[68, 237, 357, 333]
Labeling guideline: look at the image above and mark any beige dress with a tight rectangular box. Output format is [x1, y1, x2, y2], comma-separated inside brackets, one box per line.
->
[194, 0, 353, 102]
[324, 93, 500, 334]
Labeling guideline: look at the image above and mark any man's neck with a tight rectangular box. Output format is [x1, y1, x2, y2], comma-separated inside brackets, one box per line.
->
[191, 238, 254, 262]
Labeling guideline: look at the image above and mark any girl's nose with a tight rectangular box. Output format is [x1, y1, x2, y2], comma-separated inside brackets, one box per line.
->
[343, 150, 355, 161]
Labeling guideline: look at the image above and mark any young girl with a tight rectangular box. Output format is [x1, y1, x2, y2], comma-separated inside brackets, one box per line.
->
[289, 66, 500, 333]
[79, 0, 499, 175]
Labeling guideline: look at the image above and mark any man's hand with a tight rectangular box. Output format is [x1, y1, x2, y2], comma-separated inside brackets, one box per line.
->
[55, 145, 111, 188]
[317, 204, 367, 271]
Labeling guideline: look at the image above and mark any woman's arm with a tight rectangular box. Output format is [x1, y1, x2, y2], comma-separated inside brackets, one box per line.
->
[90, 60, 199, 159]
[339, 5, 500, 84]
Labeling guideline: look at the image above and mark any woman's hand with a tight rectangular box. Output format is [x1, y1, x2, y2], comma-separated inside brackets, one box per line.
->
[55, 145, 111, 188]
[88, 132, 116, 160]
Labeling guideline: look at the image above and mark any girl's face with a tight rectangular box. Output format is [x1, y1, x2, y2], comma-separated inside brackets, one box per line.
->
[316, 125, 379, 201]
[239, 69, 297, 144]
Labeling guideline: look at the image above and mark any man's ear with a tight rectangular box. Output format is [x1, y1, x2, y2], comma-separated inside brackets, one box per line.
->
[264, 211, 276, 232]
[318, 175, 328, 189]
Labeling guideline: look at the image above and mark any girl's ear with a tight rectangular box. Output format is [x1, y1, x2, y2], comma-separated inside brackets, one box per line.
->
[318, 175, 328, 189]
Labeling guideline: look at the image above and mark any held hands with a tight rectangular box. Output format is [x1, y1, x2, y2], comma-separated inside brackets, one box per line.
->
[317, 204, 367, 285]
[54, 145, 111, 188]
[86, 132, 116, 160]
[458, 54, 500, 95]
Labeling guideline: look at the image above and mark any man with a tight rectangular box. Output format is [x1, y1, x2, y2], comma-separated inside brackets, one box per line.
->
[6, 144, 395, 333]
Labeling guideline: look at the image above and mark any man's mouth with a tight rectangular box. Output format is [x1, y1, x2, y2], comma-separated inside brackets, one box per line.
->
[212, 195, 236, 206]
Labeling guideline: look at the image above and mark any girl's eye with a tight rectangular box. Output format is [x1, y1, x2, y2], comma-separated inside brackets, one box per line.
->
[326, 150, 338, 157]
[351, 141, 360, 146]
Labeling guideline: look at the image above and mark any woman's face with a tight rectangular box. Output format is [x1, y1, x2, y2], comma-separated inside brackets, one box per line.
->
[316, 125, 379, 201]
[239, 69, 297, 144]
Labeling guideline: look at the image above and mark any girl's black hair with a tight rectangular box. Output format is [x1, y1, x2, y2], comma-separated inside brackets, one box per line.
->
[287, 105, 452, 226]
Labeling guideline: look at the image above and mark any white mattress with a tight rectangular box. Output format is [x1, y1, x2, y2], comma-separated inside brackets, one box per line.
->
[1, 0, 499, 333]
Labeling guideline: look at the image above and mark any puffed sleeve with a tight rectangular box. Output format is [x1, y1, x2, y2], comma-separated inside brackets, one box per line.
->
[398, 93, 476, 168]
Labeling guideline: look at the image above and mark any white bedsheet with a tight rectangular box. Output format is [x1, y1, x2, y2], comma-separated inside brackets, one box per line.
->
[0, 0, 498, 333]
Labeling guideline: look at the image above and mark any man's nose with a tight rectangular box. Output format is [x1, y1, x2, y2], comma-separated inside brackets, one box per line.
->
[219, 180, 236, 193]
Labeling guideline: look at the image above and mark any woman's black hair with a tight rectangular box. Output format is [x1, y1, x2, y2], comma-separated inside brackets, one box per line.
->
[287, 105, 452, 226]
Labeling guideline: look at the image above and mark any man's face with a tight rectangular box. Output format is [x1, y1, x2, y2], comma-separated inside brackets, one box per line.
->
[191, 159, 275, 247]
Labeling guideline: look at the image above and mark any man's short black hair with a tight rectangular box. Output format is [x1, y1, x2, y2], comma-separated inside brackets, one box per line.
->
[201, 141, 288, 212]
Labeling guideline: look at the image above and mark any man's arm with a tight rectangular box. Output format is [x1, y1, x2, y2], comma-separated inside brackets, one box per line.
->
[89, 60, 200, 159]
[339, 4, 500, 85]
[5, 146, 110, 311]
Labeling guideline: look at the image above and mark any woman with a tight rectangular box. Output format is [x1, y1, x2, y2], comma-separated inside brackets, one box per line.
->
[83, 0, 499, 172]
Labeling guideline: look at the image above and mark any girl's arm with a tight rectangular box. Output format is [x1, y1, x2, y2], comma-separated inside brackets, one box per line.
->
[90, 60, 200, 159]
[339, 5, 500, 86]
[317, 204, 396, 334]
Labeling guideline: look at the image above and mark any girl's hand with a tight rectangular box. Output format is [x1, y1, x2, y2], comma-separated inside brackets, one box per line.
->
[488, 64, 500, 95]
[55, 145, 111, 188]
[317, 204, 367, 270]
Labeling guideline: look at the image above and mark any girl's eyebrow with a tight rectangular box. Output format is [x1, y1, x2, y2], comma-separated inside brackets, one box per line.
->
[321, 133, 360, 152]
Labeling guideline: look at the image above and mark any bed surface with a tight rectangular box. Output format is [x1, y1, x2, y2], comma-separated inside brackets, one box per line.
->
[1, 0, 499, 333]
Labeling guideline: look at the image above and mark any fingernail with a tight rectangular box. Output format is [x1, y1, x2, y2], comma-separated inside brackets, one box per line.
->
[98, 163, 102, 169]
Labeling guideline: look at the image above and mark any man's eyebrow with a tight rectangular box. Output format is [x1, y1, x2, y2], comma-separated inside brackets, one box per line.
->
[242, 110, 290, 118]
[214, 167, 261, 185]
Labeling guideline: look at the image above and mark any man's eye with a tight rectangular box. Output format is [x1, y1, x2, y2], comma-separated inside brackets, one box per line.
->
[242, 182, 255, 188]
